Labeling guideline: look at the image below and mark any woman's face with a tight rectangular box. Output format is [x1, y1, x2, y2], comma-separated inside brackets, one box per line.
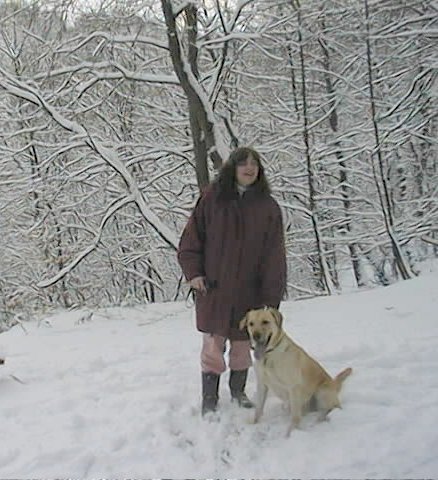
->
[235, 155, 259, 187]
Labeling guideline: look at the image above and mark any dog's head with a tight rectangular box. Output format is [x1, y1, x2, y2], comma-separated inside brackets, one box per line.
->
[240, 307, 284, 359]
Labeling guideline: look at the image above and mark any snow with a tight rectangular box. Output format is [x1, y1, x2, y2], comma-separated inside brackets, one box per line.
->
[1, 267, 438, 477]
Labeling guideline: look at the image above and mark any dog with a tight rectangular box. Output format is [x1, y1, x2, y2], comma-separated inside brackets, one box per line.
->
[240, 307, 352, 436]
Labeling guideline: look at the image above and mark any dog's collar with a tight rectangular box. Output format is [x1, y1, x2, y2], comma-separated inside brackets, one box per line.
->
[266, 338, 289, 354]
[252, 333, 288, 358]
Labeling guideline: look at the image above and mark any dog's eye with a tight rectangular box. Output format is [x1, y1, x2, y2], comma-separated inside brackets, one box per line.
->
[262, 320, 269, 325]
[249, 321, 254, 327]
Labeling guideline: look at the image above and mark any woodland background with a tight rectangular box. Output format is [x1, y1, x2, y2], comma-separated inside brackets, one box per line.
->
[0, 0, 436, 327]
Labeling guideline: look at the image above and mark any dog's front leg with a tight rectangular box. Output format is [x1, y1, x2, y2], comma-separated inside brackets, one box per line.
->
[253, 381, 268, 424]
[286, 386, 303, 437]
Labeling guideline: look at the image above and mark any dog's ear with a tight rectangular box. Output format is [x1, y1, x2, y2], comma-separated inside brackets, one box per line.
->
[270, 308, 283, 328]
[239, 313, 248, 330]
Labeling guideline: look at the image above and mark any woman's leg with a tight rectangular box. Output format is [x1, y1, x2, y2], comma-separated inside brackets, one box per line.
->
[228, 339, 252, 371]
[200, 334, 226, 415]
[201, 333, 227, 374]
[228, 340, 254, 408]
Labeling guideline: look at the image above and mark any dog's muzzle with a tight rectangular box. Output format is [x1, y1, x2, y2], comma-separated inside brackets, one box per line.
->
[251, 333, 272, 360]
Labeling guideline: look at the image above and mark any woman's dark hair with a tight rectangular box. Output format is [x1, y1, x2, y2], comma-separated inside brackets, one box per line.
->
[213, 146, 271, 199]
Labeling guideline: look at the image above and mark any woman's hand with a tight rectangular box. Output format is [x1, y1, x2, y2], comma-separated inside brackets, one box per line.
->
[190, 276, 207, 295]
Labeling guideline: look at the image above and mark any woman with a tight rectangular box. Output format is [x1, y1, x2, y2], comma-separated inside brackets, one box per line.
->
[178, 147, 287, 416]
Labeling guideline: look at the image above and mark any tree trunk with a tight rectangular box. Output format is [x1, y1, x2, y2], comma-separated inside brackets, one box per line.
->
[318, 18, 365, 287]
[161, 1, 228, 190]
[296, 4, 335, 295]
[363, 0, 415, 281]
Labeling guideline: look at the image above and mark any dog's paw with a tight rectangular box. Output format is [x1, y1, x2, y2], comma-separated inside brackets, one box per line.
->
[247, 415, 259, 425]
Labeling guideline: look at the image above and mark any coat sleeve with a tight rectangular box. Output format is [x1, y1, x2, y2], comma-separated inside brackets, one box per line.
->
[259, 203, 287, 308]
[177, 194, 207, 281]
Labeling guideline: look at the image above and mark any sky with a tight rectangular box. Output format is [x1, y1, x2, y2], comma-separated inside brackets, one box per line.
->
[1, 261, 437, 478]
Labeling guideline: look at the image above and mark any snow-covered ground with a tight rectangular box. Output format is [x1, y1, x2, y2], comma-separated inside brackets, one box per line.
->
[1, 266, 438, 478]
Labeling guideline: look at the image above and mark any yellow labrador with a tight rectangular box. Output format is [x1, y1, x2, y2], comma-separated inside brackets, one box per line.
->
[240, 307, 352, 436]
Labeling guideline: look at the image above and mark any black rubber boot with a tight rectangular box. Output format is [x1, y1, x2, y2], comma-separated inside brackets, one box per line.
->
[201, 372, 220, 416]
[229, 369, 254, 408]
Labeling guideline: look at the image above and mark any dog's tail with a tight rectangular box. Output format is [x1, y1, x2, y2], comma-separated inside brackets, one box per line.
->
[334, 367, 352, 392]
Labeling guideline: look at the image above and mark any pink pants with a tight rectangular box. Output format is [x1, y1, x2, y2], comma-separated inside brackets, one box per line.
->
[201, 333, 252, 374]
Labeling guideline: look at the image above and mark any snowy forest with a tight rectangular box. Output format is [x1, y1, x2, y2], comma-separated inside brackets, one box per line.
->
[0, 0, 436, 326]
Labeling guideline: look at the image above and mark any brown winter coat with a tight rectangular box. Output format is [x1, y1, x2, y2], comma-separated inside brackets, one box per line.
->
[178, 184, 287, 341]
